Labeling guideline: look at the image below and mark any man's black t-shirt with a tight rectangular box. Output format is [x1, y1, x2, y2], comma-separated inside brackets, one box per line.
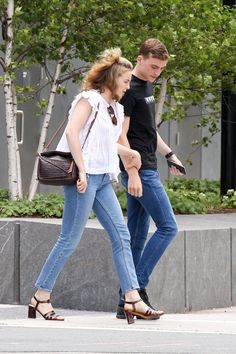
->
[120, 75, 157, 170]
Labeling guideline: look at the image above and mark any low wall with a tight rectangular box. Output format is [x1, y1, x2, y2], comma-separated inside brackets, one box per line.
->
[0, 218, 235, 313]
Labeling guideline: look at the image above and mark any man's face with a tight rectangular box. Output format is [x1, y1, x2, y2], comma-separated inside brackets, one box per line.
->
[137, 54, 168, 82]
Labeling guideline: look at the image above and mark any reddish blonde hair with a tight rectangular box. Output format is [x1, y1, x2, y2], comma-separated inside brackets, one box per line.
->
[82, 48, 133, 100]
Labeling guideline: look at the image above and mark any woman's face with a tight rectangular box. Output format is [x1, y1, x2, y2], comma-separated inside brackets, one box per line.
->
[115, 71, 132, 100]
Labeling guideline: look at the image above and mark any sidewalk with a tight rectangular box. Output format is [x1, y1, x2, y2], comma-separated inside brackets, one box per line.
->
[1, 304, 236, 353]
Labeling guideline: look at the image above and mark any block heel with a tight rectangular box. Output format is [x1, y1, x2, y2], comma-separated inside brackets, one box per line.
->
[124, 310, 135, 324]
[28, 305, 36, 319]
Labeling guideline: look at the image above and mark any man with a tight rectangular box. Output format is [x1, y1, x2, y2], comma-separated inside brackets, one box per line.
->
[117, 38, 184, 319]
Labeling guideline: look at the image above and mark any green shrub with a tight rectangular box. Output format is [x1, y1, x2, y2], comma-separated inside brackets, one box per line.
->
[0, 191, 95, 218]
[166, 188, 220, 214]
[115, 179, 223, 215]
[0, 179, 235, 217]
[165, 178, 220, 194]
[165, 178, 221, 214]
[32, 194, 64, 217]
[0, 192, 64, 218]
[116, 189, 127, 213]
[0, 188, 9, 201]
[222, 189, 236, 209]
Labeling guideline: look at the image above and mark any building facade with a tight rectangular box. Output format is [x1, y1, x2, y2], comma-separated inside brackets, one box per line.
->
[0, 65, 221, 195]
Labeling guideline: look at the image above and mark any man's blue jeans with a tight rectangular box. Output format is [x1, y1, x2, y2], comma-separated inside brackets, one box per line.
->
[121, 169, 178, 290]
[35, 174, 139, 294]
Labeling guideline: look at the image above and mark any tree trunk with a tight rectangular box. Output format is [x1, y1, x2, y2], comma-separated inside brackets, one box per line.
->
[12, 83, 23, 198]
[28, 28, 69, 200]
[155, 78, 168, 128]
[3, 0, 22, 200]
[4, 76, 19, 199]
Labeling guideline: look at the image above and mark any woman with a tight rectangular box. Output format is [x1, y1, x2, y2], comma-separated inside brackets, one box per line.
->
[28, 48, 163, 324]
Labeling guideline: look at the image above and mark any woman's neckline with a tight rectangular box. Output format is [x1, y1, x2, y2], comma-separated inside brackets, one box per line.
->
[100, 91, 113, 105]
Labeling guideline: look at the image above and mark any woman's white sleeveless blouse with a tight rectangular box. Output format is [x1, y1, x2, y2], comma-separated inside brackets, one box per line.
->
[57, 90, 124, 181]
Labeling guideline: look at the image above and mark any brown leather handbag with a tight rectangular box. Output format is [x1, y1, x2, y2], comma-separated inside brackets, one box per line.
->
[37, 103, 99, 186]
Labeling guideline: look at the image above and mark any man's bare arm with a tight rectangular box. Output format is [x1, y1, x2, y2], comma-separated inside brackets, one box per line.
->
[118, 117, 143, 197]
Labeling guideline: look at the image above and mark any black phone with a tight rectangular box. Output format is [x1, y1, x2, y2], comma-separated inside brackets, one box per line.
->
[167, 160, 186, 175]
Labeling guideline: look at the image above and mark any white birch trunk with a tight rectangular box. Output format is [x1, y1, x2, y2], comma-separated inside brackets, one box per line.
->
[12, 83, 23, 198]
[4, 76, 18, 199]
[3, 0, 21, 200]
[28, 28, 69, 200]
[155, 78, 168, 128]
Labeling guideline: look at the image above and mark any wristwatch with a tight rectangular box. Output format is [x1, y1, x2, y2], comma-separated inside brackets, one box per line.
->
[165, 151, 174, 159]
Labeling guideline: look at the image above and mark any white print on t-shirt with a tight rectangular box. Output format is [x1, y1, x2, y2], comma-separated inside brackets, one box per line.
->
[144, 96, 155, 104]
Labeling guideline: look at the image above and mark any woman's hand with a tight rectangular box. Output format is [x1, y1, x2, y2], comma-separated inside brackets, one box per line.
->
[117, 144, 142, 171]
[125, 151, 142, 171]
[76, 172, 87, 193]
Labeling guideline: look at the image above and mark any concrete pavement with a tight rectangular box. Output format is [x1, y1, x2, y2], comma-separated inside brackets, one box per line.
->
[1, 304, 236, 353]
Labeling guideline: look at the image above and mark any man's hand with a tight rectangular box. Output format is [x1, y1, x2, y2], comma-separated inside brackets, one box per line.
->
[168, 155, 185, 176]
[126, 168, 143, 197]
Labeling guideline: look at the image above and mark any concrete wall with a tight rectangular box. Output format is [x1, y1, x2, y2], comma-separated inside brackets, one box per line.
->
[0, 219, 235, 313]
[0, 221, 16, 304]
[0, 64, 79, 194]
[158, 106, 221, 182]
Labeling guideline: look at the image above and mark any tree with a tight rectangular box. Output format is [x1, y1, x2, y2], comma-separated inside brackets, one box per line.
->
[1, 0, 22, 199]
[0, 0, 235, 200]
[0, 0, 147, 200]
[138, 1, 236, 141]
[121, 0, 235, 161]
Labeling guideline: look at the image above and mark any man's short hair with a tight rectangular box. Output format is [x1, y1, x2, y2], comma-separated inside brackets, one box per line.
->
[139, 38, 169, 60]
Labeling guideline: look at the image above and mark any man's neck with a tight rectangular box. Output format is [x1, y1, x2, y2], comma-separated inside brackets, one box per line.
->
[132, 66, 147, 82]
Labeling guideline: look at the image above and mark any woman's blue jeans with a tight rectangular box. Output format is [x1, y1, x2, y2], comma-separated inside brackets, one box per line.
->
[35, 174, 139, 294]
[121, 169, 178, 290]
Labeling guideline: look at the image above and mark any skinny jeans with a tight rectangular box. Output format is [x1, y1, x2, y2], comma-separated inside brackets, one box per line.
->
[35, 174, 139, 294]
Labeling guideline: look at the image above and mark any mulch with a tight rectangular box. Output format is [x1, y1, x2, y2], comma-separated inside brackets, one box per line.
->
[207, 208, 236, 214]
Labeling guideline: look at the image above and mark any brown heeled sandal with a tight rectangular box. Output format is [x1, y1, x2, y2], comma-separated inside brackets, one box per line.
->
[124, 298, 163, 324]
[28, 295, 64, 321]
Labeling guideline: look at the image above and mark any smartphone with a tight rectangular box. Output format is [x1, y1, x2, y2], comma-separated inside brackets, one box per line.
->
[167, 160, 186, 175]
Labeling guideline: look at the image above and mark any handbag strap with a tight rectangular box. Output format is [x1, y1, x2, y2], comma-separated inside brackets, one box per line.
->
[81, 102, 100, 149]
[44, 102, 100, 150]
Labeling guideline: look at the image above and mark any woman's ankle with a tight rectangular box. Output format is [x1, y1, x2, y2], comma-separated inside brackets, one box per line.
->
[34, 289, 51, 301]
[124, 289, 141, 303]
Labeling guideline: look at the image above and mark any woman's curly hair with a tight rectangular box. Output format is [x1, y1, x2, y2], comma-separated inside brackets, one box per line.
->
[81, 48, 133, 100]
